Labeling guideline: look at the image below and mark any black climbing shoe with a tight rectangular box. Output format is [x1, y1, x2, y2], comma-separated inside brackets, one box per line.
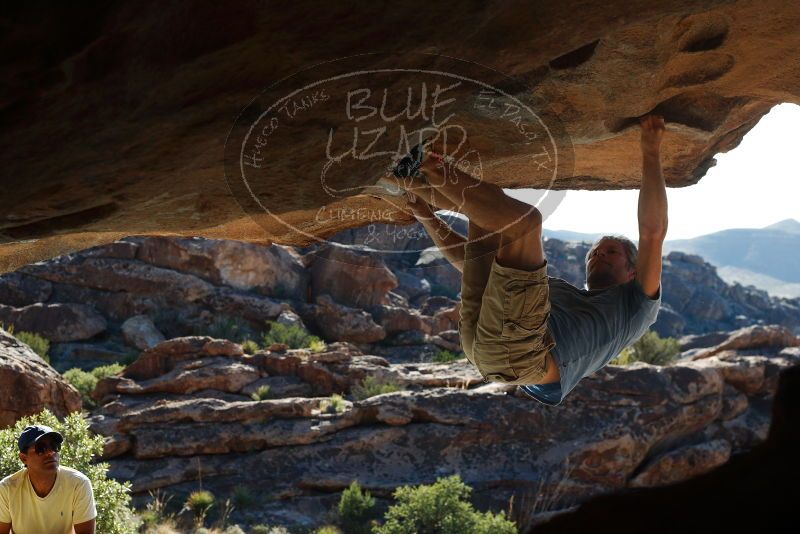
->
[391, 137, 432, 178]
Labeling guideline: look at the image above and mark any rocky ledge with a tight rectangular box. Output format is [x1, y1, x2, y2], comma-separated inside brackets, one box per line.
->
[84, 330, 799, 529]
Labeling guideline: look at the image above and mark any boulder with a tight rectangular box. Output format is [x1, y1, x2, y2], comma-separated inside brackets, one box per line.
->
[679, 331, 731, 351]
[420, 296, 460, 317]
[427, 302, 461, 334]
[135, 237, 308, 299]
[692, 324, 800, 359]
[84, 240, 140, 260]
[0, 328, 81, 427]
[200, 287, 285, 323]
[0, 272, 52, 306]
[115, 358, 261, 396]
[429, 330, 462, 352]
[392, 271, 431, 302]
[410, 248, 461, 299]
[719, 383, 749, 421]
[629, 439, 732, 487]
[385, 291, 410, 308]
[533, 366, 800, 534]
[275, 309, 307, 330]
[120, 337, 241, 381]
[308, 245, 398, 308]
[384, 330, 429, 346]
[21, 257, 215, 302]
[46, 282, 159, 322]
[0, 302, 106, 342]
[368, 305, 429, 335]
[301, 295, 386, 344]
[121, 315, 165, 351]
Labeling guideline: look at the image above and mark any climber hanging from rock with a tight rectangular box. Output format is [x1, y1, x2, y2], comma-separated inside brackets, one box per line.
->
[378, 115, 666, 405]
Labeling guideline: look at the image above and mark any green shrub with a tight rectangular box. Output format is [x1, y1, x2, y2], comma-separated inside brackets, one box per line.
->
[610, 330, 680, 366]
[320, 394, 346, 414]
[194, 315, 255, 343]
[185, 490, 215, 526]
[63, 364, 125, 409]
[241, 339, 260, 355]
[373, 475, 516, 534]
[140, 489, 175, 531]
[261, 321, 323, 350]
[338, 481, 376, 534]
[309, 339, 327, 353]
[138, 509, 159, 530]
[92, 363, 125, 380]
[0, 324, 52, 357]
[215, 498, 236, 531]
[250, 385, 272, 401]
[63, 368, 98, 409]
[351, 376, 403, 401]
[15, 331, 50, 362]
[433, 350, 463, 363]
[232, 485, 255, 509]
[315, 527, 342, 534]
[0, 409, 135, 534]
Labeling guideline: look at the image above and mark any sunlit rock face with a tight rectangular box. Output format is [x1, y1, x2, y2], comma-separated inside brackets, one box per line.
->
[0, 329, 81, 426]
[1, 1, 798, 271]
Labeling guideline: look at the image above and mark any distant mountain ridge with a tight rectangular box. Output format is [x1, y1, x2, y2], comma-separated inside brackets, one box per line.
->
[543, 229, 604, 243]
[663, 220, 800, 294]
[764, 218, 800, 234]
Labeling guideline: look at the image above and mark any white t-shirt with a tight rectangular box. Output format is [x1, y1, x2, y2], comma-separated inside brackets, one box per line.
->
[0, 466, 96, 534]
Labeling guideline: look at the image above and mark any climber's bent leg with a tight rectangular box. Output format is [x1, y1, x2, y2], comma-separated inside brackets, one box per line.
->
[391, 174, 461, 213]
[392, 141, 558, 385]
[420, 157, 546, 272]
[420, 161, 557, 385]
[459, 220, 500, 365]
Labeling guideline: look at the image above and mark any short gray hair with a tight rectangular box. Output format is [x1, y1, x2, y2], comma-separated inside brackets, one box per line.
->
[585, 235, 638, 269]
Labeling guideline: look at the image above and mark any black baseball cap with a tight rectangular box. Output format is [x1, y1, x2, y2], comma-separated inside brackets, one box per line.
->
[17, 425, 64, 452]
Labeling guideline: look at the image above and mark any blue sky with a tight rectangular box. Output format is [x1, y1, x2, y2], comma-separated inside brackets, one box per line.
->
[506, 103, 800, 240]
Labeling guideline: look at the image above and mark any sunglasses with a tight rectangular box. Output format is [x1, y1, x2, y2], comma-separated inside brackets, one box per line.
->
[32, 440, 61, 455]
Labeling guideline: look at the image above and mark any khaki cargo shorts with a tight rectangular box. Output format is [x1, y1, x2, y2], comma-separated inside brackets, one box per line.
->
[459, 242, 555, 385]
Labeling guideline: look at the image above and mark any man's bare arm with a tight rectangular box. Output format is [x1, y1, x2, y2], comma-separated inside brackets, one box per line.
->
[636, 115, 667, 298]
[74, 518, 96, 534]
[407, 193, 466, 273]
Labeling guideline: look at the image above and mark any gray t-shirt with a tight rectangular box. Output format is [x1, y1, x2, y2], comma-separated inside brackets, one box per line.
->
[520, 277, 661, 405]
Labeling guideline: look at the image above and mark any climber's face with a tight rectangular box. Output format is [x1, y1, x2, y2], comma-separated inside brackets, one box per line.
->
[585, 238, 635, 290]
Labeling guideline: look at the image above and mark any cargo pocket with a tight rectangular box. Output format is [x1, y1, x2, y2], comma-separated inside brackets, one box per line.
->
[501, 281, 550, 339]
[472, 341, 518, 383]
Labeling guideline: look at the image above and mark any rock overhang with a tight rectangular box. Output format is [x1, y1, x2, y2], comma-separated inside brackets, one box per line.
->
[1, 0, 799, 271]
